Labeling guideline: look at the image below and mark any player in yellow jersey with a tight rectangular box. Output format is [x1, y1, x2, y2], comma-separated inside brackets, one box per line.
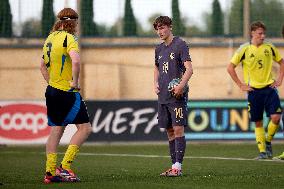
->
[273, 25, 284, 161]
[227, 21, 284, 160]
[40, 8, 92, 183]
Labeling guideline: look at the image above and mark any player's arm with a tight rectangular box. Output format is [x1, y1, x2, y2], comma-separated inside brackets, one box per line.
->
[227, 63, 253, 91]
[69, 50, 80, 90]
[173, 61, 193, 98]
[180, 60, 193, 88]
[40, 58, 49, 83]
[271, 58, 284, 88]
[154, 66, 160, 94]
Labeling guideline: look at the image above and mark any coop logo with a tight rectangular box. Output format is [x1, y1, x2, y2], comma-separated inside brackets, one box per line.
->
[0, 104, 50, 140]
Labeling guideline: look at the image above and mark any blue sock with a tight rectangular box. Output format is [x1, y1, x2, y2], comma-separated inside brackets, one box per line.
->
[175, 136, 186, 163]
[169, 140, 176, 164]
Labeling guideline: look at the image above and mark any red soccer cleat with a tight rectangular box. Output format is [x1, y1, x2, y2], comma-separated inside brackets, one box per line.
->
[160, 168, 173, 176]
[43, 172, 66, 184]
[56, 166, 80, 182]
[167, 168, 182, 177]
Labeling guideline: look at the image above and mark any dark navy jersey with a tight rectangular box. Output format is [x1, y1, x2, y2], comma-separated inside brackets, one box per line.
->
[155, 37, 191, 104]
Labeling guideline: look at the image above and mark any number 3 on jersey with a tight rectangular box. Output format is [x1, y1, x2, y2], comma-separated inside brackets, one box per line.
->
[46, 42, 52, 68]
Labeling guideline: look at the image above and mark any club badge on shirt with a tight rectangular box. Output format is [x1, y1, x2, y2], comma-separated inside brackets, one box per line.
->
[170, 52, 175, 60]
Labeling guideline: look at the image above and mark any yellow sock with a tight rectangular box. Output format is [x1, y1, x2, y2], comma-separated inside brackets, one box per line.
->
[266, 121, 279, 142]
[46, 153, 57, 176]
[61, 144, 79, 170]
[255, 127, 266, 153]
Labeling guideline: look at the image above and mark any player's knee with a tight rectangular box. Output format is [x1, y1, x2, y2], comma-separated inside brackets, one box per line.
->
[85, 124, 93, 136]
[271, 114, 281, 124]
[78, 123, 92, 136]
[51, 126, 65, 136]
[271, 117, 280, 124]
[166, 128, 175, 140]
[173, 126, 184, 137]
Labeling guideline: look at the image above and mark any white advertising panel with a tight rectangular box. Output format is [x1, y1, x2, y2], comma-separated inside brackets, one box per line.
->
[0, 101, 76, 144]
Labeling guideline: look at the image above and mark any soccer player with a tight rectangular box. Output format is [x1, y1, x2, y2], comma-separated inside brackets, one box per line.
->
[273, 24, 284, 161]
[40, 8, 92, 183]
[153, 16, 193, 176]
[227, 21, 284, 160]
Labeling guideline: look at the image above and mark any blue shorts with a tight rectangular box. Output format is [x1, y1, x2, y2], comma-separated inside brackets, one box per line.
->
[157, 102, 188, 129]
[248, 86, 282, 122]
[45, 85, 90, 126]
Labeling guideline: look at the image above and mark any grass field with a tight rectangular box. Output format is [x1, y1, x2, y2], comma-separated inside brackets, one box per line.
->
[1, 143, 284, 189]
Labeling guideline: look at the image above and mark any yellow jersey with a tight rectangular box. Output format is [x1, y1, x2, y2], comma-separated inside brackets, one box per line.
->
[231, 42, 282, 88]
[42, 30, 79, 92]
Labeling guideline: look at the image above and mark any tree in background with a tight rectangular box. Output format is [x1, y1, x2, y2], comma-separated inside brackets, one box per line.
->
[81, 0, 98, 36]
[171, 0, 185, 36]
[211, 0, 224, 36]
[138, 13, 161, 36]
[251, 0, 284, 37]
[228, 0, 284, 37]
[229, 0, 243, 36]
[41, 0, 55, 37]
[185, 25, 205, 37]
[108, 17, 123, 36]
[0, 0, 12, 37]
[22, 19, 41, 38]
[123, 0, 137, 36]
[95, 24, 108, 37]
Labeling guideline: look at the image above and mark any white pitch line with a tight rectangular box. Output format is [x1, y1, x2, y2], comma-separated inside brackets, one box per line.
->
[1, 151, 283, 163]
[77, 152, 284, 162]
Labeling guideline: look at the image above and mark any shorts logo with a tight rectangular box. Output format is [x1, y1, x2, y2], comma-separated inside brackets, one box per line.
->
[0, 104, 50, 140]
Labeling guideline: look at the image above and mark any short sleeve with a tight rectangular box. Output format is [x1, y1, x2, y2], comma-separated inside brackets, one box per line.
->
[42, 40, 49, 64]
[154, 47, 159, 67]
[270, 45, 282, 62]
[179, 41, 191, 63]
[230, 45, 247, 66]
[67, 35, 79, 54]
[42, 46, 46, 63]
[230, 52, 241, 66]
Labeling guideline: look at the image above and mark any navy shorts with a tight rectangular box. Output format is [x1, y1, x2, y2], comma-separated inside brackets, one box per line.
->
[45, 85, 90, 126]
[158, 102, 188, 129]
[248, 86, 282, 122]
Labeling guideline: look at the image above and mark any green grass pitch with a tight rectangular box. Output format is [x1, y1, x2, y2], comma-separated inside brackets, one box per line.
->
[0, 143, 284, 189]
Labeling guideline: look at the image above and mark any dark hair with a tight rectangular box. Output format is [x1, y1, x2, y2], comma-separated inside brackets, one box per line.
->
[51, 8, 79, 35]
[250, 21, 266, 32]
[153, 16, 172, 30]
